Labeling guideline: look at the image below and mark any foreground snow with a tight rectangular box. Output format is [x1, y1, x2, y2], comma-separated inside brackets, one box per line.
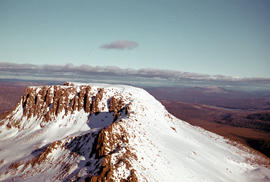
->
[0, 83, 269, 182]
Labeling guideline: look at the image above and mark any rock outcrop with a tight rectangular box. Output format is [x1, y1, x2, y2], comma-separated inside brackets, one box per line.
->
[21, 85, 92, 122]
[3, 84, 118, 128]
[1, 83, 138, 181]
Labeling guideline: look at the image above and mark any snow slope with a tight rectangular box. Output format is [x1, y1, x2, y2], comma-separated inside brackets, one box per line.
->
[0, 83, 269, 182]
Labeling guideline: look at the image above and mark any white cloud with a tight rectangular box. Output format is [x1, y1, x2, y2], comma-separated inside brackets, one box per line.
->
[100, 40, 138, 50]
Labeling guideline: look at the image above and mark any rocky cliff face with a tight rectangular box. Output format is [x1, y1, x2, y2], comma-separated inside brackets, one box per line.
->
[21, 85, 101, 123]
[4, 83, 128, 130]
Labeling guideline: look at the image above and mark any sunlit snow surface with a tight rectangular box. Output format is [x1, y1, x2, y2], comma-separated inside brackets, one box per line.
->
[0, 83, 269, 182]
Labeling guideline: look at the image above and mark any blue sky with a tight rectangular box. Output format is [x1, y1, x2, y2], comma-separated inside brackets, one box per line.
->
[0, 0, 269, 78]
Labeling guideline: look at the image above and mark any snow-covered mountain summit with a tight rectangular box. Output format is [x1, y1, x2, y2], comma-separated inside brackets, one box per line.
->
[0, 82, 269, 182]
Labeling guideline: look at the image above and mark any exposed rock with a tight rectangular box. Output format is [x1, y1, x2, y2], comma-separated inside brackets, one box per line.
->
[91, 88, 104, 114]
[109, 96, 126, 121]
[9, 84, 108, 128]
[84, 86, 92, 113]
[127, 169, 138, 182]
[90, 120, 138, 181]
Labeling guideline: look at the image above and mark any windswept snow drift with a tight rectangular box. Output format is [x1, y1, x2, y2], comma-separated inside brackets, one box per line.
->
[0, 82, 269, 182]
